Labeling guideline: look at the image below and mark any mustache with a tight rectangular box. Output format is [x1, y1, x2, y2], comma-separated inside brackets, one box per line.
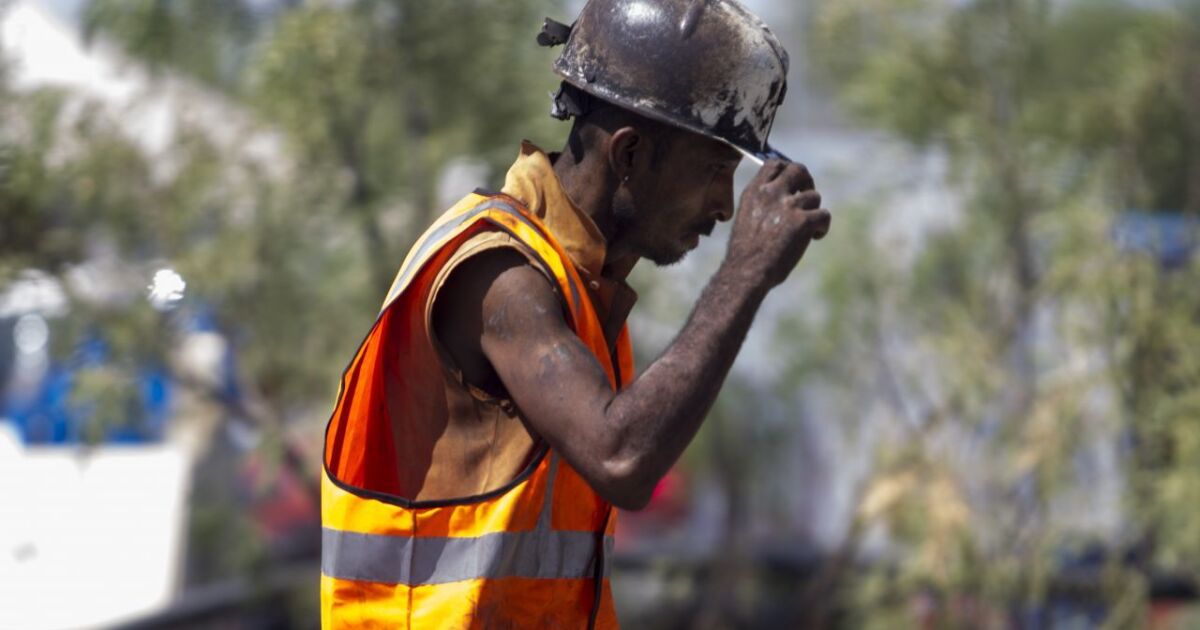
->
[696, 220, 717, 237]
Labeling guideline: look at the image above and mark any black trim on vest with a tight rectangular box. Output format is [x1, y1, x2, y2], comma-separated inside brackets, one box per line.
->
[324, 440, 551, 510]
[588, 506, 614, 630]
[324, 194, 590, 509]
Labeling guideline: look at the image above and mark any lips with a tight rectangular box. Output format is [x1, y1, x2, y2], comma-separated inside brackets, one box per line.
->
[682, 220, 716, 249]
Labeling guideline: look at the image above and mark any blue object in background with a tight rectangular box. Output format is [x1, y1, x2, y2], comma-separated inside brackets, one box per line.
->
[1112, 212, 1199, 269]
[1, 303, 236, 446]
[1, 334, 174, 445]
[6, 363, 75, 443]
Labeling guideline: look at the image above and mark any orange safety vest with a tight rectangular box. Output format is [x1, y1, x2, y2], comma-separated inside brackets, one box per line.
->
[322, 190, 633, 629]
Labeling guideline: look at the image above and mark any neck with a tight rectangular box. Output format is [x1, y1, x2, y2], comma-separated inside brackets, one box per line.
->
[551, 148, 639, 281]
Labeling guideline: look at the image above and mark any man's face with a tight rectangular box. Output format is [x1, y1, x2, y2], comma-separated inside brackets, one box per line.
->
[614, 132, 743, 266]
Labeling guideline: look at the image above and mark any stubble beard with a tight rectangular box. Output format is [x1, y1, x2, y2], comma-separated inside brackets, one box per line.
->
[612, 193, 688, 267]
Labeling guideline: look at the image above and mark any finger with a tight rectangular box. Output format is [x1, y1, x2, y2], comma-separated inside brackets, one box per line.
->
[791, 190, 821, 210]
[805, 208, 832, 240]
[759, 159, 788, 183]
[781, 163, 815, 194]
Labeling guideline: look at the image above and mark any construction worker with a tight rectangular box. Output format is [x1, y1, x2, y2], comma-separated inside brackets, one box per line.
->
[321, 0, 830, 627]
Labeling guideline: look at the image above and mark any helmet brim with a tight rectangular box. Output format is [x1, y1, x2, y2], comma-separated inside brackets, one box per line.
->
[733, 142, 792, 167]
[556, 73, 794, 168]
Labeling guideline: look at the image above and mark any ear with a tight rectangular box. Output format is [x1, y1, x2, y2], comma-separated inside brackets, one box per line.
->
[607, 127, 648, 183]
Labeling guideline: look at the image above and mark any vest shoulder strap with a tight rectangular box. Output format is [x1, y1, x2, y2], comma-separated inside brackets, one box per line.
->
[381, 191, 586, 324]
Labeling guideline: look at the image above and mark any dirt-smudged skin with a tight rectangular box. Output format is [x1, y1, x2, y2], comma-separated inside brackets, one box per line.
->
[436, 155, 830, 512]
[325, 0, 820, 625]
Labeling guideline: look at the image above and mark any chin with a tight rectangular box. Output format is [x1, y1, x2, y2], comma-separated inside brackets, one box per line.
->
[647, 247, 689, 267]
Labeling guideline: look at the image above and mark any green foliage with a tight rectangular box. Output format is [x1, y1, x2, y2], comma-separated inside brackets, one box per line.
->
[1, 90, 149, 279]
[82, 0, 566, 295]
[82, 0, 260, 90]
[2, 0, 565, 594]
[802, 0, 1200, 624]
[810, 0, 1199, 211]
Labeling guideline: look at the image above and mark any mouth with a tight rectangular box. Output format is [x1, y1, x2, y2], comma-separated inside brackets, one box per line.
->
[684, 221, 716, 248]
[680, 220, 717, 251]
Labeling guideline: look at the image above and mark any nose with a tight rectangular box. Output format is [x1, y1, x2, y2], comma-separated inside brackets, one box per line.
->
[712, 198, 733, 222]
[710, 174, 735, 222]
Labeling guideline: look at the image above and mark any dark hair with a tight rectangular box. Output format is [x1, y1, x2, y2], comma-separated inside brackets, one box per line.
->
[553, 82, 676, 170]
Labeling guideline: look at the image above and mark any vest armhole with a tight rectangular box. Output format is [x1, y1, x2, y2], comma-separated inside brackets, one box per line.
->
[424, 231, 564, 408]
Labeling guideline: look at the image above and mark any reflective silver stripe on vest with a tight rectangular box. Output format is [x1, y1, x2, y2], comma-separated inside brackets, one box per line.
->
[323, 454, 613, 585]
[383, 198, 582, 316]
[321, 527, 613, 585]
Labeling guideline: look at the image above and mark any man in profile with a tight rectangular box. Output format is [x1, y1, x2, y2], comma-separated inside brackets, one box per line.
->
[321, 0, 831, 627]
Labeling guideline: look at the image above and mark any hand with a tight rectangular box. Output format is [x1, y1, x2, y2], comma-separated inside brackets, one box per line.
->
[725, 160, 831, 288]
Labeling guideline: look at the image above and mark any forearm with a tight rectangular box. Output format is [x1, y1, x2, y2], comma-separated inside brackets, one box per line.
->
[601, 262, 769, 504]
[484, 160, 828, 510]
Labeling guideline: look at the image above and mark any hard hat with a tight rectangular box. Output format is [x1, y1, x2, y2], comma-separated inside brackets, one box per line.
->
[537, 0, 791, 165]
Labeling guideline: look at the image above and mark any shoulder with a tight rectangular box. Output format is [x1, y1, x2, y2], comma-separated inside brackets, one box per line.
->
[430, 230, 561, 323]
[429, 238, 564, 395]
[443, 249, 553, 315]
[437, 247, 564, 340]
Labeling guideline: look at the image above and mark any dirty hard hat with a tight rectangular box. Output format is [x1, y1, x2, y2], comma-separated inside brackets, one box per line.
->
[538, 0, 791, 165]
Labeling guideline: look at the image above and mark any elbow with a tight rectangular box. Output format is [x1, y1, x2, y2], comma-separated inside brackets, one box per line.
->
[596, 456, 657, 512]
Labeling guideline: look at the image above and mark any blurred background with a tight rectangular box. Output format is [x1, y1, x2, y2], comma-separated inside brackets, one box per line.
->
[1, 0, 1198, 628]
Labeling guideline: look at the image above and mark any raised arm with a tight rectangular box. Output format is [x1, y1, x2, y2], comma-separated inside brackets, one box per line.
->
[437, 161, 830, 510]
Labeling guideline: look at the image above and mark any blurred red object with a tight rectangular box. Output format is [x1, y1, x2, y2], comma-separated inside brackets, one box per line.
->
[615, 467, 691, 552]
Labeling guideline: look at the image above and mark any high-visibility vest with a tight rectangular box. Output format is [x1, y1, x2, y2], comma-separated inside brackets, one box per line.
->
[322, 190, 633, 629]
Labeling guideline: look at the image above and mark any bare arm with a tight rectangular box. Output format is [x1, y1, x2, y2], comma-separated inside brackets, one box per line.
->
[478, 259, 769, 511]
[436, 161, 830, 510]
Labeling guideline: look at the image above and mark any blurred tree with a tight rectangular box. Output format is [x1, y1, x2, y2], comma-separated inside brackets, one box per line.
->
[3, 0, 566, 594]
[795, 0, 1200, 625]
[85, 0, 564, 295]
[82, 0, 263, 91]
